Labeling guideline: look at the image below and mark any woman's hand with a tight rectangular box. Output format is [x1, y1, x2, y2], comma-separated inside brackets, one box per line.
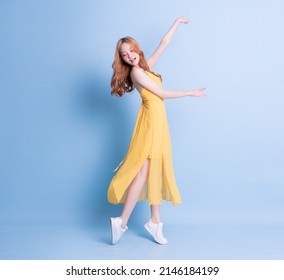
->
[189, 88, 207, 98]
[175, 15, 190, 24]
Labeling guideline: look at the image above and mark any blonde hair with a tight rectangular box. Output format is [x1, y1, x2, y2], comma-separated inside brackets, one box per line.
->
[111, 36, 161, 97]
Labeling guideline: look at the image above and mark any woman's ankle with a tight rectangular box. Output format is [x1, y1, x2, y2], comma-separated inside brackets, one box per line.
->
[151, 217, 161, 224]
[120, 216, 127, 229]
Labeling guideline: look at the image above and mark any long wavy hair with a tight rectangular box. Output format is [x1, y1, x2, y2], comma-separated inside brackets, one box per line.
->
[111, 36, 161, 97]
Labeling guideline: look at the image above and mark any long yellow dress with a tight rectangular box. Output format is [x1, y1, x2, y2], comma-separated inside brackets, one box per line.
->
[107, 70, 182, 206]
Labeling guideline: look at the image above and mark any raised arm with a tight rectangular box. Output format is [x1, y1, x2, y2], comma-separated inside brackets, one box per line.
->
[131, 67, 206, 99]
[147, 16, 190, 69]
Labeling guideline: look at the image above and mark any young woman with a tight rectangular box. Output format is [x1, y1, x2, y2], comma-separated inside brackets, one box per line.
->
[107, 15, 206, 245]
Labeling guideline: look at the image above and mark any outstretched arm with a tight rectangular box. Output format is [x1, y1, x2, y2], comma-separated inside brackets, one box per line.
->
[131, 67, 206, 99]
[147, 15, 190, 69]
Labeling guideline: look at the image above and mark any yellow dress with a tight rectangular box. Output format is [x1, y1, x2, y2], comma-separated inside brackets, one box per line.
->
[107, 71, 182, 206]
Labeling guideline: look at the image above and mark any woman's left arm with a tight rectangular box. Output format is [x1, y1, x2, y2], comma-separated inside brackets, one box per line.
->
[147, 15, 190, 68]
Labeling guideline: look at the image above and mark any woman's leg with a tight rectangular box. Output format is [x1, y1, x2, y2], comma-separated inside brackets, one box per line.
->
[150, 205, 161, 224]
[120, 159, 150, 228]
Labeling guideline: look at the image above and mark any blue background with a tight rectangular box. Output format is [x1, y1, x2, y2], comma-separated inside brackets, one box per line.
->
[1, 0, 284, 259]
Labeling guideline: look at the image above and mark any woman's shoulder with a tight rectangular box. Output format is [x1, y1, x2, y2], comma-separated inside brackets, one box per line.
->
[131, 66, 145, 74]
[130, 67, 147, 80]
[131, 67, 157, 77]
[131, 67, 160, 82]
[130, 68, 145, 92]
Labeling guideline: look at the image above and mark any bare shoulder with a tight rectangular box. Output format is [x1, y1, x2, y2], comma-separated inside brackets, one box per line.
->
[131, 67, 145, 78]
[130, 67, 147, 91]
[131, 67, 147, 84]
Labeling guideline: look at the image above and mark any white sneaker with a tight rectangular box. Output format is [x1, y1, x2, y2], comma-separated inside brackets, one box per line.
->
[144, 219, 168, 245]
[110, 217, 127, 245]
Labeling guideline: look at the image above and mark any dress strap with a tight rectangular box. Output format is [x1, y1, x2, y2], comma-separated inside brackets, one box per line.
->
[113, 160, 124, 172]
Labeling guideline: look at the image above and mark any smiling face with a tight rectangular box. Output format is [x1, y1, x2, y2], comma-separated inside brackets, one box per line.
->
[119, 42, 140, 67]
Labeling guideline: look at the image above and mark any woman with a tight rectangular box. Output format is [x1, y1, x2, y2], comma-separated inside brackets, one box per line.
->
[107, 15, 206, 245]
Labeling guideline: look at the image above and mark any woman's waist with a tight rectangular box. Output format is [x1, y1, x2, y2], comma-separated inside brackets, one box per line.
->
[141, 100, 165, 108]
[140, 101, 166, 112]
[141, 96, 164, 104]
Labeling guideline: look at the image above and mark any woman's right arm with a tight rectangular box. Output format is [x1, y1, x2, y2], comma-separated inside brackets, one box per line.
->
[147, 16, 190, 69]
[131, 68, 206, 99]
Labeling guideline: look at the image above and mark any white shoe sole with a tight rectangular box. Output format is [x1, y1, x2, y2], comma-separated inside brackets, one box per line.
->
[144, 223, 168, 245]
[110, 218, 116, 245]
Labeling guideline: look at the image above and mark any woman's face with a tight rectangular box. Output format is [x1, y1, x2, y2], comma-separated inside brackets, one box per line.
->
[120, 43, 140, 66]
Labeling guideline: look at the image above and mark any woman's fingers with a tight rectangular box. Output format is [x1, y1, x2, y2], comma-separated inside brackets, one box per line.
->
[197, 88, 207, 97]
[181, 16, 190, 23]
[177, 15, 190, 24]
[180, 17, 189, 23]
